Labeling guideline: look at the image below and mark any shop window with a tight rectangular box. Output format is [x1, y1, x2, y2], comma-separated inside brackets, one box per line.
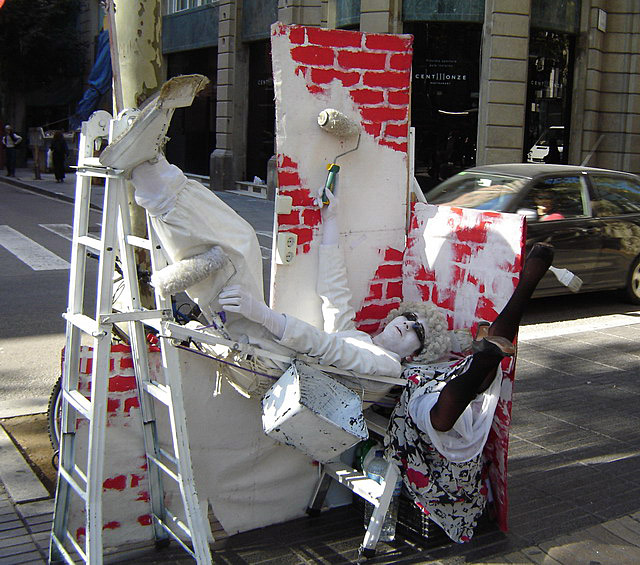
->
[407, 21, 481, 192]
[525, 30, 574, 164]
[165, 48, 217, 175]
[246, 40, 275, 183]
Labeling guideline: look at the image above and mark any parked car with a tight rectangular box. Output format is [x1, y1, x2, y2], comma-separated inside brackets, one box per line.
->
[425, 163, 640, 302]
[527, 126, 564, 163]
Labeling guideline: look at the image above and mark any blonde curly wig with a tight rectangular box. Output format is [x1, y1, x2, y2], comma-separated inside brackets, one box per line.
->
[383, 301, 451, 363]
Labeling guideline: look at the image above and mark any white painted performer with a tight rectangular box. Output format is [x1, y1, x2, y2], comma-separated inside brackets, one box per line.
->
[99, 73, 555, 543]
[99, 75, 451, 387]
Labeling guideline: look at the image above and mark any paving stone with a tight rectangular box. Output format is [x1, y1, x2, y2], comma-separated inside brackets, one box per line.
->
[601, 515, 640, 546]
[15, 499, 53, 518]
[512, 513, 604, 546]
[540, 525, 640, 564]
[24, 513, 52, 527]
[0, 525, 29, 541]
[28, 521, 52, 535]
[0, 522, 25, 539]
[0, 555, 46, 565]
[0, 542, 39, 558]
[519, 545, 563, 564]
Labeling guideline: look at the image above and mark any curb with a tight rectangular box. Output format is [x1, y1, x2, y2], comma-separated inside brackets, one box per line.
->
[2, 174, 101, 211]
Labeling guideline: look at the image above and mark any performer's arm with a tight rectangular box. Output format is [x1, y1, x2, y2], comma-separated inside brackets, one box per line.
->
[316, 190, 357, 334]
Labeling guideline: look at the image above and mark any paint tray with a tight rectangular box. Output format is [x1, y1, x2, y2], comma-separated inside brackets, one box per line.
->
[262, 360, 368, 462]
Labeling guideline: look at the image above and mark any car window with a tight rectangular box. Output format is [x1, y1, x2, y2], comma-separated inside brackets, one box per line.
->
[590, 175, 640, 216]
[519, 176, 587, 221]
[426, 173, 527, 211]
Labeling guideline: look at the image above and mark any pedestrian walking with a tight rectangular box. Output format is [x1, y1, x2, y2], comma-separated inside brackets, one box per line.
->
[2, 124, 22, 177]
[50, 131, 69, 182]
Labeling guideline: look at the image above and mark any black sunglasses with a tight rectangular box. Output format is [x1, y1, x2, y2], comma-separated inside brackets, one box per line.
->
[401, 311, 426, 354]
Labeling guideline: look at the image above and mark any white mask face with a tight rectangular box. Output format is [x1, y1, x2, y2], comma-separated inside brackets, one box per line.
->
[372, 314, 425, 359]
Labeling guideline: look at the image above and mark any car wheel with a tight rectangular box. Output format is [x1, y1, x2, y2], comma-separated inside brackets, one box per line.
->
[625, 256, 640, 304]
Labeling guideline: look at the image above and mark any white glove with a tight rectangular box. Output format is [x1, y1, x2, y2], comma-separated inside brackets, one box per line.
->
[321, 188, 339, 245]
[219, 285, 286, 339]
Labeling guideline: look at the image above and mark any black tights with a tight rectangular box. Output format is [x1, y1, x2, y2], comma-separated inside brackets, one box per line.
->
[430, 244, 554, 432]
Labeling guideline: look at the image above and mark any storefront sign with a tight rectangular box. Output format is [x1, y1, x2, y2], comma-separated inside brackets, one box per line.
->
[414, 59, 468, 86]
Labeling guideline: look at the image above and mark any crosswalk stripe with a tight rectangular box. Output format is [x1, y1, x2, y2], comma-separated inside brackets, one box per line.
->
[0, 225, 70, 270]
[40, 223, 73, 241]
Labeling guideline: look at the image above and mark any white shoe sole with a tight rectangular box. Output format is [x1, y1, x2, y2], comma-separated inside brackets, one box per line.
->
[99, 74, 210, 171]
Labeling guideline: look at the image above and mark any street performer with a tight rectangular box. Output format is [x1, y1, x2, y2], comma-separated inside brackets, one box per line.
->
[99, 75, 554, 543]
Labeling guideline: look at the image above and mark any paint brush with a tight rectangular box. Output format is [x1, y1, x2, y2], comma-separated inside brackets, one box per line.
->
[549, 265, 583, 292]
[317, 109, 361, 205]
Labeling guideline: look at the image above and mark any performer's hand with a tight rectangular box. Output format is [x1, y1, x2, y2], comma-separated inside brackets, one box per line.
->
[321, 188, 339, 245]
[219, 285, 286, 339]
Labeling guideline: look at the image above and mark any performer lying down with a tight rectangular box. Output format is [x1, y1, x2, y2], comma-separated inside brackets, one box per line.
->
[100, 75, 553, 541]
[99, 74, 453, 389]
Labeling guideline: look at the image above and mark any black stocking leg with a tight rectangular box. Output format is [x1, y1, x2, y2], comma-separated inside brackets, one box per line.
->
[488, 243, 554, 342]
[430, 350, 504, 431]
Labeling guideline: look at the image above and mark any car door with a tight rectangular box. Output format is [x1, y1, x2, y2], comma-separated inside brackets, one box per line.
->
[586, 173, 640, 289]
[515, 174, 602, 294]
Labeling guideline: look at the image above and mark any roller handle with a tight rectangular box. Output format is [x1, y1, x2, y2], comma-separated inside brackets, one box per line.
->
[322, 163, 340, 206]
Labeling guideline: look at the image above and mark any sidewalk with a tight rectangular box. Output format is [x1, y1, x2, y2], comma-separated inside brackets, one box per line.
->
[2, 168, 640, 563]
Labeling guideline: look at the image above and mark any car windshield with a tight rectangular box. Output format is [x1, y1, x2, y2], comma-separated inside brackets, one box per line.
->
[426, 172, 527, 211]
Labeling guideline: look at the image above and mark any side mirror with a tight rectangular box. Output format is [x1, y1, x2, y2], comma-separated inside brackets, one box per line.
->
[517, 208, 539, 222]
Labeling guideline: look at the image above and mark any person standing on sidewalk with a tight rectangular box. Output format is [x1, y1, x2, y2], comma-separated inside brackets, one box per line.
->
[50, 131, 69, 183]
[2, 125, 22, 177]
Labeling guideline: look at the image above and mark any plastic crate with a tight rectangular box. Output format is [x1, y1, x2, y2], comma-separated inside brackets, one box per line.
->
[395, 493, 450, 548]
[353, 491, 450, 549]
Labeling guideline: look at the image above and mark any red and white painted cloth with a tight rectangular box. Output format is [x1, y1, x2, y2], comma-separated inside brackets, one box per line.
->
[401, 203, 526, 534]
[385, 359, 499, 543]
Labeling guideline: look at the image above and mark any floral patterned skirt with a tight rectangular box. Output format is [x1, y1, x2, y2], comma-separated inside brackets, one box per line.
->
[384, 360, 489, 543]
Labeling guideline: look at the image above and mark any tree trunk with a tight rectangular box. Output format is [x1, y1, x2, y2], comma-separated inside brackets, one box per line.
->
[108, 0, 165, 307]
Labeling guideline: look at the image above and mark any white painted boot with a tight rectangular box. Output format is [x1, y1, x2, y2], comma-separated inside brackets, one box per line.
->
[99, 74, 209, 172]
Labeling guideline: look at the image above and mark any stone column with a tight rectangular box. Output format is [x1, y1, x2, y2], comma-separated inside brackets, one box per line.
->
[211, 0, 249, 191]
[476, 0, 531, 165]
[360, 0, 402, 34]
[278, 0, 323, 26]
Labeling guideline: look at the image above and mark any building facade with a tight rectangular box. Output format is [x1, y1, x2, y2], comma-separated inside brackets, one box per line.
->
[161, 0, 640, 194]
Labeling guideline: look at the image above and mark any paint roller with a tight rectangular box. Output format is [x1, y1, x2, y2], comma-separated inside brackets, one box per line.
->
[317, 109, 361, 205]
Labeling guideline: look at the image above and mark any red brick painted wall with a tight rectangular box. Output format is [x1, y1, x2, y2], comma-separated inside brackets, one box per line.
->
[272, 23, 413, 332]
[70, 344, 161, 547]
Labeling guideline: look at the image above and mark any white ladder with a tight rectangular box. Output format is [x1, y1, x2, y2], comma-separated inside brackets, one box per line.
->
[49, 110, 212, 564]
[306, 445, 399, 560]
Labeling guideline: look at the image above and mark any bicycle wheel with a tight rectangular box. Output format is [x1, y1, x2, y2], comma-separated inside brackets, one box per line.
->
[47, 375, 63, 453]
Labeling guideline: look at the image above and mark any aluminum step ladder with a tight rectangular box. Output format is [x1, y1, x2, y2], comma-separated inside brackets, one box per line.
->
[306, 436, 400, 560]
[49, 110, 212, 564]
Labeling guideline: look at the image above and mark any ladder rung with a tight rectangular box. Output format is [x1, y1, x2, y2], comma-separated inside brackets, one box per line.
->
[152, 515, 196, 559]
[62, 312, 107, 338]
[63, 390, 91, 420]
[158, 447, 178, 467]
[125, 234, 152, 250]
[58, 466, 87, 502]
[165, 507, 193, 538]
[323, 462, 384, 505]
[100, 309, 169, 324]
[144, 319, 162, 333]
[147, 453, 180, 482]
[75, 159, 123, 179]
[76, 235, 102, 252]
[51, 531, 84, 565]
[144, 380, 171, 405]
